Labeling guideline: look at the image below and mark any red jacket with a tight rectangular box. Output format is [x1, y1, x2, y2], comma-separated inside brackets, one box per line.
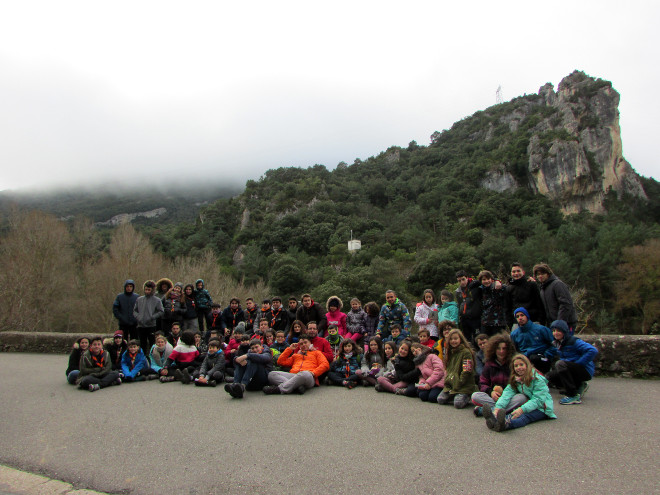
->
[310, 337, 333, 364]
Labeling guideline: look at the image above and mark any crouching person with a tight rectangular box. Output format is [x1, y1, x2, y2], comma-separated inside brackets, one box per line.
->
[225, 339, 273, 398]
[77, 337, 121, 392]
[195, 339, 225, 387]
[121, 339, 157, 382]
[262, 334, 329, 395]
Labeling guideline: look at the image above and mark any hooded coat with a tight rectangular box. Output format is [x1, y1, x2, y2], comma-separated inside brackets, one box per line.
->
[113, 279, 139, 326]
[550, 320, 598, 377]
[510, 308, 554, 359]
[326, 296, 348, 337]
[539, 275, 577, 327]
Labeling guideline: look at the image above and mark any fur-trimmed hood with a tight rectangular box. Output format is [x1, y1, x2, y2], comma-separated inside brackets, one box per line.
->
[326, 296, 343, 312]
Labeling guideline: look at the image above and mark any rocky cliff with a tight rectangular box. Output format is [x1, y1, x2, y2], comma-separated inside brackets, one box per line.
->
[479, 70, 647, 214]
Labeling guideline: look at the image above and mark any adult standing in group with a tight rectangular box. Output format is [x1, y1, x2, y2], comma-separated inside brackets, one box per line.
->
[376, 290, 411, 340]
[455, 270, 481, 344]
[112, 279, 139, 341]
[286, 297, 300, 323]
[504, 262, 546, 329]
[133, 280, 164, 355]
[296, 294, 328, 337]
[533, 263, 577, 331]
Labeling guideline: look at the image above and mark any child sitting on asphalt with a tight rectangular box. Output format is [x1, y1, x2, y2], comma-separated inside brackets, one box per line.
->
[546, 320, 598, 405]
[120, 339, 157, 382]
[77, 336, 121, 392]
[194, 338, 225, 387]
[66, 336, 89, 385]
[437, 329, 476, 408]
[150, 333, 173, 377]
[160, 330, 199, 384]
[482, 353, 556, 432]
[105, 331, 127, 371]
[328, 338, 362, 388]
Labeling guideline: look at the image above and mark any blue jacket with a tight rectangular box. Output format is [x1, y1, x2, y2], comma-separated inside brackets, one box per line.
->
[194, 279, 213, 310]
[120, 348, 149, 378]
[511, 320, 554, 359]
[553, 335, 598, 377]
[438, 301, 459, 324]
[331, 354, 361, 377]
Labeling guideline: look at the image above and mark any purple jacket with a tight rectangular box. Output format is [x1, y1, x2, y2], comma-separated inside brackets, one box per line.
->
[479, 360, 510, 395]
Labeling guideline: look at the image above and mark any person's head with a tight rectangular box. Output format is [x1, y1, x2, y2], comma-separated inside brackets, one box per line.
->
[246, 297, 255, 310]
[364, 301, 380, 316]
[143, 280, 156, 296]
[411, 342, 431, 358]
[532, 263, 553, 283]
[77, 337, 90, 351]
[230, 298, 240, 310]
[485, 333, 515, 364]
[275, 331, 286, 343]
[509, 354, 534, 387]
[341, 338, 357, 356]
[89, 337, 103, 355]
[446, 328, 470, 352]
[249, 339, 264, 354]
[172, 283, 182, 295]
[155, 333, 167, 350]
[301, 294, 313, 308]
[306, 321, 318, 339]
[211, 303, 221, 314]
[160, 281, 170, 293]
[384, 341, 397, 359]
[193, 332, 202, 346]
[514, 307, 530, 326]
[385, 290, 397, 305]
[350, 298, 361, 310]
[418, 329, 430, 343]
[240, 334, 251, 344]
[264, 330, 275, 346]
[438, 320, 457, 339]
[208, 339, 221, 354]
[232, 329, 244, 341]
[298, 335, 312, 352]
[288, 297, 298, 309]
[128, 340, 140, 354]
[422, 289, 435, 305]
[291, 320, 305, 334]
[368, 337, 383, 355]
[440, 290, 453, 304]
[171, 322, 181, 335]
[397, 341, 411, 358]
[180, 330, 196, 346]
[475, 333, 489, 350]
[326, 324, 338, 337]
[258, 318, 269, 332]
[327, 296, 341, 313]
[124, 280, 135, 293]
[262, 299, 271, 310]
[456, 270, 469, 288]
[113, 331, 124, 344]
[478, 270, 494, 287]
[196, 279, 204, 290]
[271, 297, 281, 310]
[184, 284, 194, 296]
[511, 262, 525, 280]
[209, 329, 219, 340]
[390, 324, 401, 338]
[550, 320, 570, 341]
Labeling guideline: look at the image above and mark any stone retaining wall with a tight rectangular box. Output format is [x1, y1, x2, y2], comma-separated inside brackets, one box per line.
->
[0, 332, 658, 377]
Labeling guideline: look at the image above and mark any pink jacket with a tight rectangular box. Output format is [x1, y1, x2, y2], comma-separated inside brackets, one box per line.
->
[417, 353, 445, 389]
[326, 310, 348, 336]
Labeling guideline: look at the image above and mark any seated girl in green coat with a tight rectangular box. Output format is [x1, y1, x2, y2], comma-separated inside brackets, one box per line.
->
[437, 328, 476, 408]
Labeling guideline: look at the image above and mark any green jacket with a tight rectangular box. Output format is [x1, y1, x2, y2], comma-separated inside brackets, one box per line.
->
[442, 345, 476, 395]
[496, 371, 556, 418]
[77, 349, 113, 384]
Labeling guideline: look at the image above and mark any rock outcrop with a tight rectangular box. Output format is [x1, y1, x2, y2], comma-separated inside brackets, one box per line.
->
[480, 70, 647, 214]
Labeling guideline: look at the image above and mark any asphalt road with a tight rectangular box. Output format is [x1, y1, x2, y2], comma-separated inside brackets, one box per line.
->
[0, 353, 658, 495]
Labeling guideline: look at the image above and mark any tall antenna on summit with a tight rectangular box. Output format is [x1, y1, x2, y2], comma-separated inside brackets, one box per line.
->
[496, 85, 503, 104]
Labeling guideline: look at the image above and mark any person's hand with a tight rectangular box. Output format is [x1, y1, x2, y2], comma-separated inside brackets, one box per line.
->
[160, 369, 168, 376]
[511, 408, 523, 419]
[491, 390, 501, 400]
[197, 376, 207, 384]
[495, 280, 502, 289]
[418, 382, 430, 390]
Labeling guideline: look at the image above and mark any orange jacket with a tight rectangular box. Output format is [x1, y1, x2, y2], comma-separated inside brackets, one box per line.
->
[277, 347, 330, 385]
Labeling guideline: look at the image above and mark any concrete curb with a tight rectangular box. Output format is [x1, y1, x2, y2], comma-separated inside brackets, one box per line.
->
[0, 465, 110, 495]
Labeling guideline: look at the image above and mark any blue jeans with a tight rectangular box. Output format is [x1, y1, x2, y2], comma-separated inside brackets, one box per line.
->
[67, 370, 80, 384]
[506, 408, 548, 429]
[234, 361, 269, 391]
[418, 387, 442, 402]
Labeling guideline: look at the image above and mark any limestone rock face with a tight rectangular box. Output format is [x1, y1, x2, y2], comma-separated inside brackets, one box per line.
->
[482, 70, 647, 214]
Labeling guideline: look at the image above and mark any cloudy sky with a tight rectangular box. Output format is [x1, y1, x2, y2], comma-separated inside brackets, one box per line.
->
[1, 1, 658, 191]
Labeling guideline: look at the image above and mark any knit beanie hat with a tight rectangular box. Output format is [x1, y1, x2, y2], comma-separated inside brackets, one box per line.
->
[513, 307, 531, 320]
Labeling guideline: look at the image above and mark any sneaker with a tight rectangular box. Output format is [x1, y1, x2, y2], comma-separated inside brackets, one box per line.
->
[146, 374, 159, 381]
[114, 377, 122, 386]
[296, 385, 306, 395]
[493, 408, 507, 432]
[160, 376, 175, 383]
[394, 387, 406, 395]
[473, 406, 483, 417]
[208, 380, 217, 388]
[88, 384, 100, 392]
[559, 395, 582, 405]
[374, 384, 383, 392]
[181, 369, 192, 385]
[174, 369, 183, 382]
[577, 381, 590, 399]
[483, 404, 496, 430]
[262, 385, 281, 395]
[224, 383, 233, 394]
[228, 383, 245, 399]
[224, 376, 234, 384]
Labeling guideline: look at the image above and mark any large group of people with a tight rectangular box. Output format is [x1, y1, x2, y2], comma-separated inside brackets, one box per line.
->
[67, 263, 598, 432]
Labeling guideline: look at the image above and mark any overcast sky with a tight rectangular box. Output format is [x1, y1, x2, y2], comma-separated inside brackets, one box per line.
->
[1, 1, 658, 192]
